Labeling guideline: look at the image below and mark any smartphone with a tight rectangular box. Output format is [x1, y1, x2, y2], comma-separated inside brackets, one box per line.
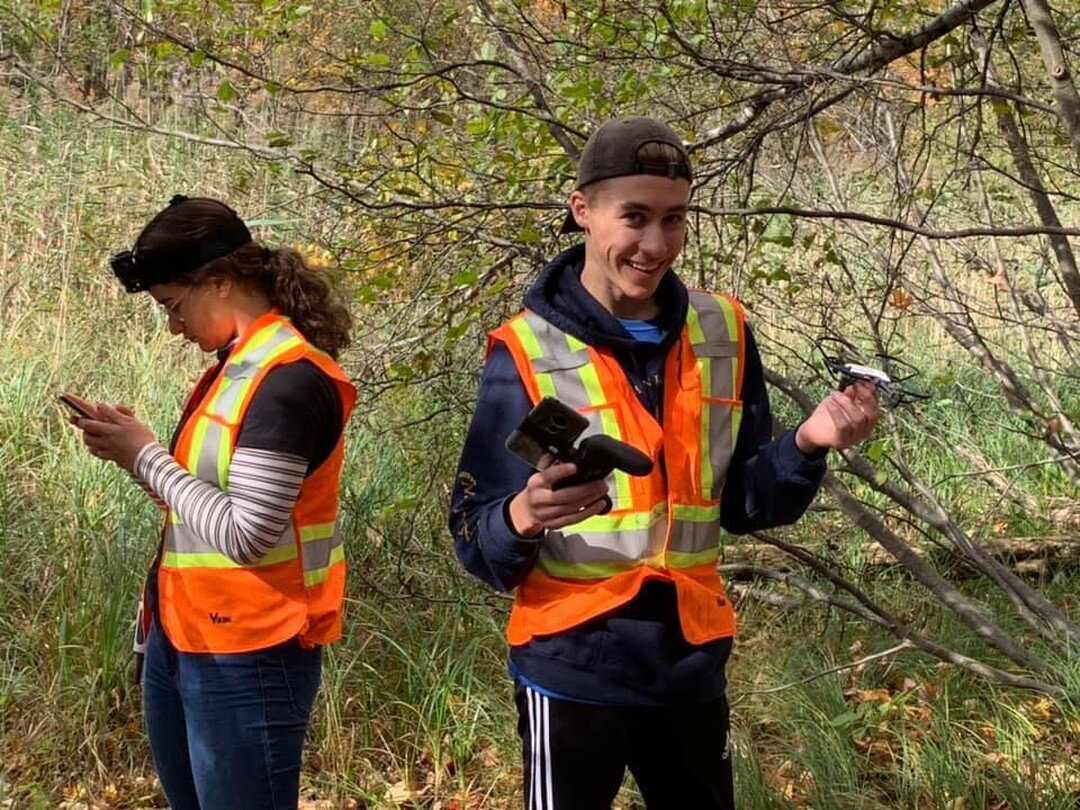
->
[57, 393, 97, 420]
[505, 397, 589, 470]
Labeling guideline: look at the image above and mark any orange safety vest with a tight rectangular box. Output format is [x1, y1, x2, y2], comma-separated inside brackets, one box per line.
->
[490, 290, 745, 646]
[156, 311, 357, 653]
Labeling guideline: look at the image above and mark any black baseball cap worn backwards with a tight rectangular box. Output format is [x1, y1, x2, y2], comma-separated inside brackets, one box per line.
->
[110, 195, 253, 293]
[561, 116, 692, 234]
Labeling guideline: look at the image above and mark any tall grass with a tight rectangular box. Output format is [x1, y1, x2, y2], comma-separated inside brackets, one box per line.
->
[1, 101, 1077, 808]
[0, 102, 525, 807]
[730, 590, 1080, 809]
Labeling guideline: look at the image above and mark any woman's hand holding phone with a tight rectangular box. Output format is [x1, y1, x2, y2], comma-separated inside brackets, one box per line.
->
[59, 393, 136, 423]
[57, 392, 99, 422]
[63, 396, 157, 473]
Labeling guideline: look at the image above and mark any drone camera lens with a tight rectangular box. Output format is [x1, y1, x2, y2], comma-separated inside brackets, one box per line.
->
[548, 413, 568, 432]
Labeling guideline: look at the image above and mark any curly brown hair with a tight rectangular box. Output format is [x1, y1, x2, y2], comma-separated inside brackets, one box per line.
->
[134, 198, 352, 358]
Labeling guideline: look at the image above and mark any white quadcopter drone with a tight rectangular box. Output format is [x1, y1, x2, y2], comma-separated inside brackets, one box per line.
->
[817, 337, 930, 409]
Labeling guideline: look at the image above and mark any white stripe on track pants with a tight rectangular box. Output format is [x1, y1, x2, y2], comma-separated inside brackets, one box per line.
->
[515, 683, 734, 809]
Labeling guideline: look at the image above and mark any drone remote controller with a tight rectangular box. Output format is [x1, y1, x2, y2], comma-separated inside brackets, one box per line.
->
[505, 398, 653, 514]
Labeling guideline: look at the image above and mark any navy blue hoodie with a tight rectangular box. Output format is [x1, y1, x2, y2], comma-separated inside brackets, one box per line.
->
[449, 244, 827, 706]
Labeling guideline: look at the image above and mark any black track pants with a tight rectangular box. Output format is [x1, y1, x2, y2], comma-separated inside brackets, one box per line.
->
[515, 684, 735, 809]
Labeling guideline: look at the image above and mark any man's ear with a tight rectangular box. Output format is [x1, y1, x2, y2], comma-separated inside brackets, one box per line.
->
[568, 189, 590, 234]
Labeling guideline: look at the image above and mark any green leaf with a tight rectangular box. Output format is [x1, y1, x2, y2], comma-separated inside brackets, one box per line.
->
[216, 81, 237, 102]
[431, 111, 454, 126]
[865, 438, 889, 463]
[150, 41, 178, 59]
[109, 49, 130, 70]
[829, 711, 860, 728]
[366, 52, 391, 67]
[761, 234, 794, 247]
[369, 19, 388, 39]
[451, 268, 478, 286]
[388, 362, 412, 379]
[266, 132, 295, 148]
[446, 322, 470, 339]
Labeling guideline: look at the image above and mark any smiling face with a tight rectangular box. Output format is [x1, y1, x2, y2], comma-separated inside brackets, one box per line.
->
[569, 173, 690, 320]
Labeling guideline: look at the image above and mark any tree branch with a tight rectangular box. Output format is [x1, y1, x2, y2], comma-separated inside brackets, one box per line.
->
[687, 0, 1001, 149]
[1019, 0, 1080, 167]
[696, 204, 1080, 239]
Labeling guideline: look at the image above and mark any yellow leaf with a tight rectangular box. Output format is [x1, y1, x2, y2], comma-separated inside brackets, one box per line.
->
[888, 287, 914, 310]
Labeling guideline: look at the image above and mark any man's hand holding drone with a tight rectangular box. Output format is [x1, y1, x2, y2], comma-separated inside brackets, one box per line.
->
[795, 380, 882, 454]
[793, 336, 932, 454]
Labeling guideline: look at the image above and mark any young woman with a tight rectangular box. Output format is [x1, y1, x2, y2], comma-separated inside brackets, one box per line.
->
[71, 195, 356, 809]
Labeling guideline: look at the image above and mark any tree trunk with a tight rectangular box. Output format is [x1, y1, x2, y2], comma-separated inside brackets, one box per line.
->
[1021, 0, 1080, 168]
[971, 31, 1080, 320]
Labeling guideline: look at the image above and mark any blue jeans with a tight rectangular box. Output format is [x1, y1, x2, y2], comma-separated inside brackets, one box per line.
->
[142, 620, 322, 809]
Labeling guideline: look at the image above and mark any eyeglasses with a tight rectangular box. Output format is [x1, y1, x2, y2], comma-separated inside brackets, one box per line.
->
[155, 287, 194, 322]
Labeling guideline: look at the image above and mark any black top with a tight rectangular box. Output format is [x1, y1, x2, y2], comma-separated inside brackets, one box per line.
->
[145, 358, 343, 626]
[235, 360, 343, 474]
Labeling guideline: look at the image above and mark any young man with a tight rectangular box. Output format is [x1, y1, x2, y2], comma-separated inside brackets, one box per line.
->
[449, 116, 880, 809]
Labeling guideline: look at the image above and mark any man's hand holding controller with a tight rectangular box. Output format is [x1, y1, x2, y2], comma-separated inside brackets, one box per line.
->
[509, 463, 612, 538]
[504, 398, 654, 538]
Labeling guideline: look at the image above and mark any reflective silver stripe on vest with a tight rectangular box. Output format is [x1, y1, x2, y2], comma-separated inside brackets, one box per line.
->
[543, 502, 668, 568]
[515, 311, 634, 510]
[514, 296, 741, 579]
[164, 319, 314, 567]
[515, 312, 594, 404]
[166, 521, 298, 558]
[686, 293, 740, 401]
[670, 514, 721, 556]
[300, 522, 342, 586]
[685, 292, 741, 503]
[182, 415, 231, 492]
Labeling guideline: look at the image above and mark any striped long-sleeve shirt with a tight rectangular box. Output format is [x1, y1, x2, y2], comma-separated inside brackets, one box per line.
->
[135, 444, 309, 565]
[139, 359, 343, 614]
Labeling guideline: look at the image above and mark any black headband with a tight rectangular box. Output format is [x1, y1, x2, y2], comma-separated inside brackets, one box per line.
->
[110, 195, 253, 293]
